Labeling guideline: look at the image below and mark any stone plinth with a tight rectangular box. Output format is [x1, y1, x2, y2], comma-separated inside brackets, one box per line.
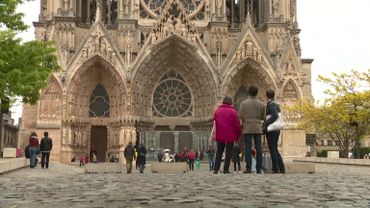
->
[0, 158, 29, 174]
[285, 162, 315, 174]
[281, 129, 307, 158]
[151, 162, 187, 173]
[85, 163, 124, 174]
[3, 148, 16, 158]
[327, 151, 339, 158]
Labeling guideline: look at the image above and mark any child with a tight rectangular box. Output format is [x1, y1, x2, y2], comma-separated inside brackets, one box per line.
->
[79, 154, 85, 167]
[232, 143, 241, 172]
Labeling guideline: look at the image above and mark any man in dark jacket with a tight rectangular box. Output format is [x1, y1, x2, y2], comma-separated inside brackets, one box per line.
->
[239, 86, 266, 174]
[137, 143, 147, 173]
[40, 132, 53, 169]
[124, 142, 135, 173]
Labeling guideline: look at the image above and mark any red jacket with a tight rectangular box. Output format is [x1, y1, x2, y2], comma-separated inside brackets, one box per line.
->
[29, 137, 39, 147]
[213, 104, 241, 143]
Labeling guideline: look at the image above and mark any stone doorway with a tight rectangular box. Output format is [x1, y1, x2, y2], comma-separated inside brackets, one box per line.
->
[159, 132, 175, 151]
[90, 126, 107, 162]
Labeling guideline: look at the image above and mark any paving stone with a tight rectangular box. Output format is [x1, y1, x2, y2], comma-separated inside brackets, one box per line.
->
[0, 163, 370, 207]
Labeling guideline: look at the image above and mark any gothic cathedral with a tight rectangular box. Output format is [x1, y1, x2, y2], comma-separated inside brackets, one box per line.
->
[21, 0, 312, 163]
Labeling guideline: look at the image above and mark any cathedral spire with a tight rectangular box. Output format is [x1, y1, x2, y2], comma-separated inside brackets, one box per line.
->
[95, 1, 102, 23]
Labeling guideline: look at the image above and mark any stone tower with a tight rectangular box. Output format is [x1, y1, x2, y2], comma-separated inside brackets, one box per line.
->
[21, 0, 312, 163]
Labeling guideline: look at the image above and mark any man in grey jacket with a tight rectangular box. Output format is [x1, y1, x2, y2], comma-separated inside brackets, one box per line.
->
[239, 86, 266, 173]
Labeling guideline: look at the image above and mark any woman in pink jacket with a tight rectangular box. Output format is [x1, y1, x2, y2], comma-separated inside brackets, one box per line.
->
[213, 96, 241, 174]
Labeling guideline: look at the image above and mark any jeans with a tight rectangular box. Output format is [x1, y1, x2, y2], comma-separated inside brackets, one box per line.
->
[41, 152, 50, 168]
[29, 147, 37, 167]
[244, 134, 262, 172]
[233, 160, 241, 171]
[208, 157, 214, 171]
[188, 159, 194, 171]
[266, 131, 285, 172]
[213, 142, 234, 172]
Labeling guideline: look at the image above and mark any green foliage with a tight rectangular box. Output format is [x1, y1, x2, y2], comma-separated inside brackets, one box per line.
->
[289, 70, 370, 158]
[316, 150, 328, 158]
[0, 0, 28, 31]
[351, 147, 370, 158]
[0, 0, 59, 107]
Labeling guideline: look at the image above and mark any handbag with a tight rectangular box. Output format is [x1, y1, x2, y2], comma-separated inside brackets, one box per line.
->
[209, 120, 216, 141]
[267, 113, 285, 132]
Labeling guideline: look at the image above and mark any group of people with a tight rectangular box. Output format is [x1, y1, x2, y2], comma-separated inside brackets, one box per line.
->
[212, 86, 285, 174]
[124, 142, 147, 173]
[156, 148, 204, 171]
[26, 132, 53, 169]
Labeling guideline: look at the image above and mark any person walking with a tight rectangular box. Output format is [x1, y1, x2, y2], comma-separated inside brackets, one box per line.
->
[232, 143, 241, 172]
[124, 142, 135, 173]
[239, 86, 266, 174]
[40, 132, 53, 169]
[206, 145, 215, 171]
[188, 149, 195, 171]
[137, 143, 147, 173]
[213, 96, 241, 174]
[28, 132, 39, 168]
[264, 89, 285, 173]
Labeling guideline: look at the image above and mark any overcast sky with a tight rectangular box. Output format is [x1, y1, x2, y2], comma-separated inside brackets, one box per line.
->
[10, 0, 370, 122]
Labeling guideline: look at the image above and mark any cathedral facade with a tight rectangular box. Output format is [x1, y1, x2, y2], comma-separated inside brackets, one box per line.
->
[21, 0, 312, 163]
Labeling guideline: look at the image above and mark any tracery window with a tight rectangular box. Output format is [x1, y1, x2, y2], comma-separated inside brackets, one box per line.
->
[153, 70, 192, 117]
[89, 84, 110, 117]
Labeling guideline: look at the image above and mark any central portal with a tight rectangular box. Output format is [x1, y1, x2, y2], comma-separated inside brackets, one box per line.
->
[90, 126, 107, 162]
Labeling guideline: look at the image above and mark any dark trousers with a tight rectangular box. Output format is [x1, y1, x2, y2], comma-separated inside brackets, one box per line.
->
[266, 131, 285, 173]
[188, 159, 194, 171]
[244, 134, 262, 172]
[41, 152, 50, 168]
[213, 142, 234, 172]
[126, 159, 133, 173]
[233, 160, 241, 171]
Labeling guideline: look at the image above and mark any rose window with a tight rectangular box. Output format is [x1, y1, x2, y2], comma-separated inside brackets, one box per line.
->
[89, 84, 110, 117]
[153, 70, 192, 117]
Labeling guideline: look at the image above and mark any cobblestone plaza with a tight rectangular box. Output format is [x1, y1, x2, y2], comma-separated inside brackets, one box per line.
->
[1, 163, 370, 207]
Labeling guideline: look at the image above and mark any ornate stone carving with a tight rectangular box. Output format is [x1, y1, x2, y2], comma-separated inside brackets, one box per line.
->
[232, 35, 267, 69]
[268, 29, 286, 55]
[149, 0, 198, 44]
[78, 30, 116, 66]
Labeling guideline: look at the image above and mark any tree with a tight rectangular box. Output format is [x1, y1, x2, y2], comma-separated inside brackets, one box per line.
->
[289, 70, 370, 158]
[0, 0, 59, 107]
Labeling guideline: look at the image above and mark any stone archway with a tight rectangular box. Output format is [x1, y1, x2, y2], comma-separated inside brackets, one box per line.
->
[222, 59, 277, 100]
[63, 56, 128, 162]
[132, 35, 218, 119]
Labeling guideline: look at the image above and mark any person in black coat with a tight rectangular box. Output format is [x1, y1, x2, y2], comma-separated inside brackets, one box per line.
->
[137, 143, 147, 173]
[263, 89, 285, 173]
[40, 132, 53, 169]
[231, 143, 241, 172]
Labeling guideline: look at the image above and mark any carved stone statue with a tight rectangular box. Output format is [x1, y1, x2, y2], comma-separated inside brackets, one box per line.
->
[272, 0, 280, 18]
[216, 0, 223, 17]
[62, 0, 70, 11]
[123, 0, 129, 15]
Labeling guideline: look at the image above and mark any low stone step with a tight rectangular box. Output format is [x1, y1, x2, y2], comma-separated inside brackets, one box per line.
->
[0, 158, 29, 174]
[285, 162, 315, 174]
[85, 163, 124, 174]
[151, 162, 187, 173]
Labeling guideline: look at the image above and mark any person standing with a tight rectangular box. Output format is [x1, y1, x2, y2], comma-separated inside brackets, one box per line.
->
[239, 86, 266, 174]
[232, 143, 241, 172]
[40, 132, 53, 169]
[206, 145, 215, 171]
[263, 89, 285, 173]
[137, 143, 147, 173]
[28, 132, 39, 168]
[124, 142, 135, 173]
[213, 96, 241, 174]
[187, 149, 195, 171]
